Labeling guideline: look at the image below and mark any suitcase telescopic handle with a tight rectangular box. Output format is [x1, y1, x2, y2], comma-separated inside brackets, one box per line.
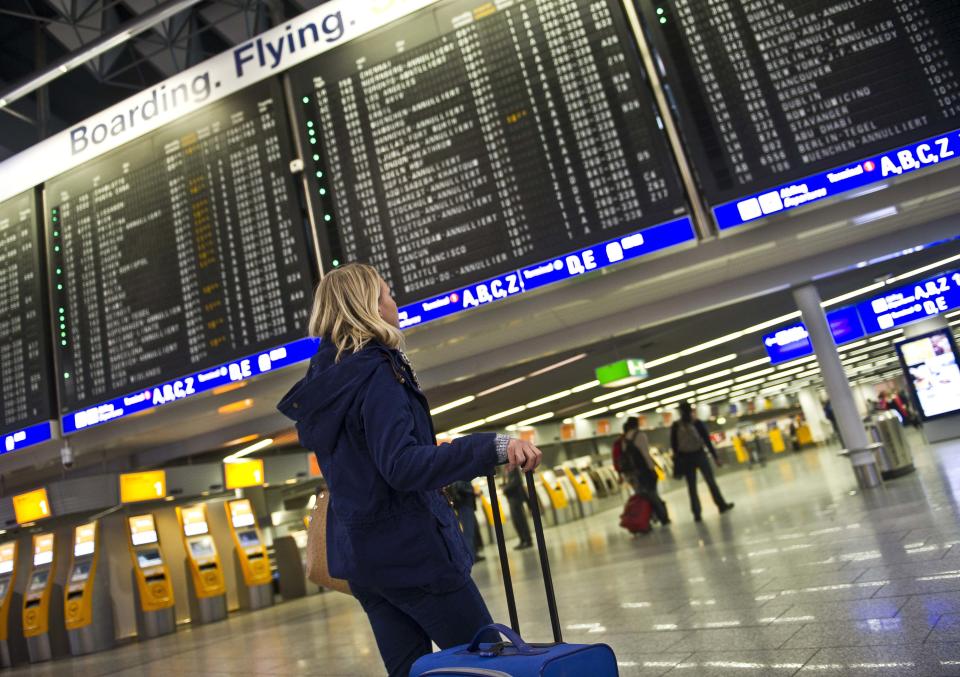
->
[485, 471, 563, 644]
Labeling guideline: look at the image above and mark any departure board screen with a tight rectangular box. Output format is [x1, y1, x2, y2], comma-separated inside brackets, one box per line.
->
[0, 190, 54, 447]
[641, 0, 960, 229]
[291, 0, 690, 318]
[47, 79, 314, 418]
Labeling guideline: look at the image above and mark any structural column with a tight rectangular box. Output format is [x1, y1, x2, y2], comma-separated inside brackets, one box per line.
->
[792, 285, 870, 454]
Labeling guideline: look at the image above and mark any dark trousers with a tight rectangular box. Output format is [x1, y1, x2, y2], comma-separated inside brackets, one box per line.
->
[636, 474, 670, 524]
[680, 451, 728, 518]
[508, 496, 532, 544]
[352, 578, 495, 677]
[457, 505, 479, 556]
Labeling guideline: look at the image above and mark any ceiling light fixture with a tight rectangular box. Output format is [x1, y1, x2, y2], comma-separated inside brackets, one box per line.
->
[688, 369, 733, 385]
[526, 390, 573, 408]
[527, 353, 587, 377]
[430, 395, 476, 416]
[732, 357, 772, 372]
[571, 380, 600, 393]
[684, 354, 737, 373]
[477, 378, 526, 397]
[574, 407, 609, 420]
[224, 438, 273, 463]
[516, 412, 554, 427]
[593, 387, 636, 403]
[484, 406, 527, 422]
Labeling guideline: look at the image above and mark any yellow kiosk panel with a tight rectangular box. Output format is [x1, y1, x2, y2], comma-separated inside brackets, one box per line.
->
[224, 460, 265, 489]
[226, 500, 271, 586]
[65, 522, 99, 630]
[127, 514, 174, 612]
[13, 488, 51, 524]
[177, 505, 225, 598]
[23, 534, 56, 637]
[120, 471, 167, 503]
[0, 542, 17, 641]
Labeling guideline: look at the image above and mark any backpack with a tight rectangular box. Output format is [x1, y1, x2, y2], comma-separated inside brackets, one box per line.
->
[675, 422, 704, 453]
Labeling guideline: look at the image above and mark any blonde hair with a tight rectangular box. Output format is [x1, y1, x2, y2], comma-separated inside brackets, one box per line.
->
[308, 263, 403, 361]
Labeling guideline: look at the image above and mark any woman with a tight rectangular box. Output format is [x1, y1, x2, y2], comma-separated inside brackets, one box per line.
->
[670, 401, 734, 522]
[278, 264, 541, 677]
[622, 418, 670, 525]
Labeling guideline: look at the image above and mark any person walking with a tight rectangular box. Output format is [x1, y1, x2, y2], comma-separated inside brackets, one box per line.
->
[449, 481, 484, 562]
[503, 467, 533, 550]
[621, 418, 670, 525]
[670, 401, 734, 522]
[278, 263, 542, 676]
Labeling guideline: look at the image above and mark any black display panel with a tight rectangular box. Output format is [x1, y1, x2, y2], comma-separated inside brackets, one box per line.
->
[47, 79, 314, 414]
[642, 0, 960, 210]
[0, 190, 53, 439]
[290, 0, 688, 307]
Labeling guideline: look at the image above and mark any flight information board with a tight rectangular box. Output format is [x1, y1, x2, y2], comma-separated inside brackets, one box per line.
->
[0, 190, 54, 452]
[641, 0, 960, 229]
[47, 79, 314, 428]
[291, 0, 691, 323]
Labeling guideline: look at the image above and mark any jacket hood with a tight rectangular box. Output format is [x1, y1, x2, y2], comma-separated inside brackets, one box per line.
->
[278, 340, 395, 452]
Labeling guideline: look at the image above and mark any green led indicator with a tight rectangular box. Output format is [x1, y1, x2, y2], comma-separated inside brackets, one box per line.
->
[60, 323, 65, 330]
[52, 216, 58, 223]
[308, 129, 316, 137]
[319, 188, 327, 196]
[56, 268, 61, 274]
[57, 283, 63, 290]
[64, 372, 70, 379]
[302, 96, 310, 104]
[332, 259, 340, 267]
[60, 331, 66, 338]
[54, 245, 60, 252]
[312, 154, 320, 161]
[659, 16, 667, 23]
[657, 7, 664, 14]
[58, 307, 64, 313]
[324, 214, 332, 222]
[61, 340, 67, 347]
[307, 121, 314, 128]
[310, 138, 317, 145]
[53, 231, 59, 237]
[315, 170, 324, 178]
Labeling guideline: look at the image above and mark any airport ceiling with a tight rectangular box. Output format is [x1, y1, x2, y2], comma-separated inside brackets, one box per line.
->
[0, 0, 326, 158]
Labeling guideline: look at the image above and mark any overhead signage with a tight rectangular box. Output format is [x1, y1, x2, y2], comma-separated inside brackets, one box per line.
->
[128, 515, 159, 546]
[62, 337, 318, 434]
[715, 129, 960, 230]
[120, 470, 168, 504]
[224, 459, 265, 490]
[2, 421, 54, 456]
[13, 488, 52, 524]
[0, 0, 443, 203]
[763, 307, 865, 364]
[897, 329, 960, 420]
[857, 270, 960, 334]
[398, 217, 695, 328]
[595, 359, 649, 388]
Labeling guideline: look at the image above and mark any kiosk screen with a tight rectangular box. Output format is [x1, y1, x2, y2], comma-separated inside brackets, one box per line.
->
[0, 580, 8, 599]
[237, 530, 260, 548]
[188, 537, 216, 560]
[136, 549, 163, 569]
[28, 570, 48, 592]
[70, 561, 92, 583]
[129, 515, 159, 545]
[0, 543, 13, 575]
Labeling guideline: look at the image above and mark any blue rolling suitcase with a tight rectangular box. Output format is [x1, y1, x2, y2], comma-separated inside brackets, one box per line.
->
[410, 473, 619, 677]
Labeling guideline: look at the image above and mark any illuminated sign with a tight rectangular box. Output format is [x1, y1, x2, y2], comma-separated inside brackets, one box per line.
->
[33, 533, 54, 567]
[0, 543, 15, 576]
[228, 500, 257, 529]
[715, 129, 960, 230]
[13, 488, 52, 524]
[224, 459, 265, 490]
[62, 337, 318, 434]
[857, 270, 960, 334]
[398, 217, 696, 328]
[897, 330, 960, 421]
[73, 523, 96, 558]
[763, 307, 865, 364]
[596, 359, 648, 388]
[2, 421, 54, 456]
[129, 515, 159, 546]
[180, 506, 209, 537]
[120, 470, 168, 503]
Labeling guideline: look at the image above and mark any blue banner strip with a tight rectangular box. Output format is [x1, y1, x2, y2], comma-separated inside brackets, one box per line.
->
[715, 127, 960, 230]
[399, 216, 695, 329]
[61, 337, 320, 435]
[1, 420, 54, 456]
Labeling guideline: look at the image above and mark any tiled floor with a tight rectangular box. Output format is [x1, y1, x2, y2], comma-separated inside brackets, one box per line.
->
[8, 431, 960, 676]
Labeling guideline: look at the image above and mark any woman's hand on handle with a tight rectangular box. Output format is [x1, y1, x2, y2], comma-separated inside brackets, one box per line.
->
[507, 438, 543, 473]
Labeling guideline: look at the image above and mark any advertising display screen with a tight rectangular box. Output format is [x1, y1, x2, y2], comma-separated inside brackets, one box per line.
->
[897, 329, 960, 420]
[188, 536, 217, 560]
[46, 78, 315, 432]
[0, 190, 54, 453]
[641, 0, 960, 229]
[136, 548, 164, 569]
[128, 514, 159, 546]
[291, 0, 693, 327]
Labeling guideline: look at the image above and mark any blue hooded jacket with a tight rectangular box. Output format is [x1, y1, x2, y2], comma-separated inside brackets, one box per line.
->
[278, 340, 498, 590]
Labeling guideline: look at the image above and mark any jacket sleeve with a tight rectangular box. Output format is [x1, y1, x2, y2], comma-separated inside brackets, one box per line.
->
[696, 420, 718, 459]
[361, 363, 498, 492]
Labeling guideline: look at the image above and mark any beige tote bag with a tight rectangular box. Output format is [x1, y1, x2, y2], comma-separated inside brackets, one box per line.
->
[305, 490, 351, 595]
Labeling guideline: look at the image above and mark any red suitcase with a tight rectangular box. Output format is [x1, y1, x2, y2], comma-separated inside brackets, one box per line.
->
[620, 494, 653, 534]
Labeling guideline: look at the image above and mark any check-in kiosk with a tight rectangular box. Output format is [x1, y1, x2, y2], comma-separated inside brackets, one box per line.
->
[0, 542, 26, 667]
[22, 533, 68, 662]
[65, 521, 114, 656]
[225, 499, 273, 610]
[176, 504, 227, 624]
[127, 514, 176, 639]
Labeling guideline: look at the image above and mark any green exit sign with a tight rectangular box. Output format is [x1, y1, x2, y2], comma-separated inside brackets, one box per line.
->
[595, 359, 648, 388]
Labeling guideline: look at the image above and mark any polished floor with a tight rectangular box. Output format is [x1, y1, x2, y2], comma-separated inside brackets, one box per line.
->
[9, 432, 960, 676]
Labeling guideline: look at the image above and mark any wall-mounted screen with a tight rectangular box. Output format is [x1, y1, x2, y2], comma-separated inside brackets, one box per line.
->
[291, 0, 693, 327]
[641, 0, 960, 229]
[897, 329, 960, 420]
[45, 78, 315, 431]
[0, 190, 54, 453]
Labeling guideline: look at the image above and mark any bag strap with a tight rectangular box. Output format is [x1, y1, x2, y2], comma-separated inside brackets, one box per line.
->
[485, 473, 563, 644]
